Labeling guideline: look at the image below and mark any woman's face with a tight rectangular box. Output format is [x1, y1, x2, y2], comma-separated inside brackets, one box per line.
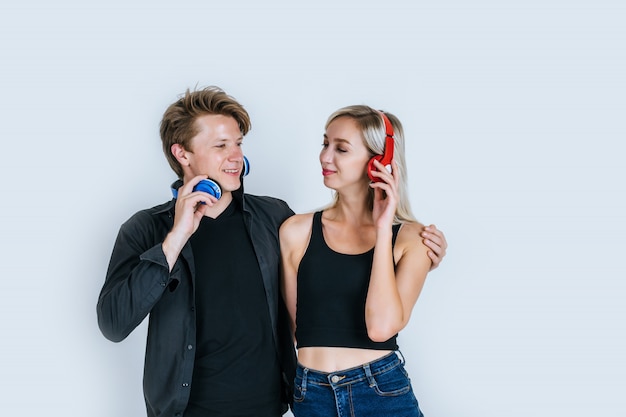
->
[320, 116, 372, 191]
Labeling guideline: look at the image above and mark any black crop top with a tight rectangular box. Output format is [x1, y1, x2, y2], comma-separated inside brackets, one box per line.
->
[295, 211, 401, 350]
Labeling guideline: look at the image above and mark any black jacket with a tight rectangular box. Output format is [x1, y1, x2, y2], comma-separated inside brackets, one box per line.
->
[97, 188, 295, 417]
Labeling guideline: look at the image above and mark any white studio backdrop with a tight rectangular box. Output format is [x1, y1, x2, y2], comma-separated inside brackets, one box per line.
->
[1, 1, 624, 416]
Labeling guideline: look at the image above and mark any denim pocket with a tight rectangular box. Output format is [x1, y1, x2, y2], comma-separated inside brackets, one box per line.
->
[371, 364, 412, 397]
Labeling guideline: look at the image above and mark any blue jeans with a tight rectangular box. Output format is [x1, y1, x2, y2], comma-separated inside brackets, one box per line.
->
[292, 351, 424, 417]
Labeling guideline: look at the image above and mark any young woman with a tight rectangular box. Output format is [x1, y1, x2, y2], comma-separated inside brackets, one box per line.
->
[280, 105, 441, 416]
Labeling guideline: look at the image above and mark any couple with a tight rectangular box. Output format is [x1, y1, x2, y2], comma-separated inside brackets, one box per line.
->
[97, 86, 448, 417]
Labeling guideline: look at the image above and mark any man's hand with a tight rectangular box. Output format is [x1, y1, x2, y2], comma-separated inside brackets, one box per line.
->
[163, 175, 218, 271]
[422, 224, 448, 271]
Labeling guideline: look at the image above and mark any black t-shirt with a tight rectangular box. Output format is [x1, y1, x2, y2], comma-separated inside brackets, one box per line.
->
[186, 200, 281, 417]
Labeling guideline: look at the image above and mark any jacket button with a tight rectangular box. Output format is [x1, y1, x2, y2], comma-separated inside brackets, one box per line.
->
[182, 383, 189, 387]
[187, 345, 193, 350]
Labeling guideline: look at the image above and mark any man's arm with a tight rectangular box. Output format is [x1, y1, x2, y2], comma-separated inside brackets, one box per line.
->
[96, 211, 174, 342]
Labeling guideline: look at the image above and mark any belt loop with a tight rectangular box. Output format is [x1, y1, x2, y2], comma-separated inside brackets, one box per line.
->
[396, 349, 406, 365]
[363, 363, 377, 387]
[301, 367, 309, 393]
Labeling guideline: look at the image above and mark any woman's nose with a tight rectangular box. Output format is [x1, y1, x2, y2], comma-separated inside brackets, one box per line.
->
[320, 147, 332, 163]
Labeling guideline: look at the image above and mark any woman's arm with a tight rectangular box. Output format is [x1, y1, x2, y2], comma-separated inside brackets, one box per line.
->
[365, 222, 431, 342]
[279, 213, 313, 341]
[366, 160, 432, 341]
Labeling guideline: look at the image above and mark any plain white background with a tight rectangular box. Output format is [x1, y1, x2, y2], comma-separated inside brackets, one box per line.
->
[1, 1, 624, 416]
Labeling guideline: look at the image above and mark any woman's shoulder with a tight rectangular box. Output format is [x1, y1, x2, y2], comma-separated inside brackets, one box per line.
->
[280, 212, 317, 242]
[396, 221, 429, 252]
[397, 220, 424, 235]
[280, 212, 318, 258]
[281, 212, 315, 229]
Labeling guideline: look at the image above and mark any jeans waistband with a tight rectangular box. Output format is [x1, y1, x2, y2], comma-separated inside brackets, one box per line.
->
[296, 351, 405, 387]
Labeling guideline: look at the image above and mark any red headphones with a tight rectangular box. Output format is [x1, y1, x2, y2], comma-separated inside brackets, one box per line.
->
[367, 111, 395, 182]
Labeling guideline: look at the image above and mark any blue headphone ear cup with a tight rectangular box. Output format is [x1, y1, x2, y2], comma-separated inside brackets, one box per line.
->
[194, 179, 222, 200]
[242, 155, 250, 177]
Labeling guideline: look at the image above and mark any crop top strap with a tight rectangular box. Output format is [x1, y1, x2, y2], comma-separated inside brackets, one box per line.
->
[312, 211, 323, 232]
[310, 211, 324, 246]
[391, 223, 401, 246]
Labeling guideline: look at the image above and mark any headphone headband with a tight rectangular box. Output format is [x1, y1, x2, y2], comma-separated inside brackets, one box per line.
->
[379, 110, 395, 141]
[379, 111, 395, 166]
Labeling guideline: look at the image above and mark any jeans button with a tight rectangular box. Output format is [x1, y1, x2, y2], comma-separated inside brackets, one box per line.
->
[331, 375, 341, 383]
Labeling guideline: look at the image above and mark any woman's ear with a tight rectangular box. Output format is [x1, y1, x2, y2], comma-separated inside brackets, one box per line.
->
[171, 143, 189, 166]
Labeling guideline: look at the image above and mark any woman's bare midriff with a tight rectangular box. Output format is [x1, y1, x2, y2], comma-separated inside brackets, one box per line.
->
[297, 346, 393, 373]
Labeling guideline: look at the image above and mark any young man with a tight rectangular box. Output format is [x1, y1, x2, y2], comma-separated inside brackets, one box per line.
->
[97, 86, 448, 417]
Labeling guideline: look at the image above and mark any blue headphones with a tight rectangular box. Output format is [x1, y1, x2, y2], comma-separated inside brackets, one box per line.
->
[171, 156, 250, 200]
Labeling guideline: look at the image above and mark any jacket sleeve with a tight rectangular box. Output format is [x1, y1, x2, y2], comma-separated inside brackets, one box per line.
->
[97, 210, 180, 342]
[276, 198, 295, 224]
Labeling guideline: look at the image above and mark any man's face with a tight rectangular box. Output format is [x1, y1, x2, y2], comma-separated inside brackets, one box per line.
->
[185, 114, 245, 194]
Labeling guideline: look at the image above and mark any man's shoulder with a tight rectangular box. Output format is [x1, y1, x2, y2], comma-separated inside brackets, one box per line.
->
[245, 194, 294, 231]
[245, 194, 293, 216]
[120, 199, 174, 231]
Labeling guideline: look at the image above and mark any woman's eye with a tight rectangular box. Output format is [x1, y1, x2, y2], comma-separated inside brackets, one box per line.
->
[321, 143, 346, 153]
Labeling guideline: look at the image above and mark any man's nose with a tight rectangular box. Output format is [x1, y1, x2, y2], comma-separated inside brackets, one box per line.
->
[229, 146, 243, 160]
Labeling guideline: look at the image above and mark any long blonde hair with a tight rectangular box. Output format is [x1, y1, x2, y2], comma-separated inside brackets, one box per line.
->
[324, 105, 417, 224]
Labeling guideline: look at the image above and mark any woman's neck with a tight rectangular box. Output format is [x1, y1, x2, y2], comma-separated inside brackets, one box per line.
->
[328, 193, 372, 225]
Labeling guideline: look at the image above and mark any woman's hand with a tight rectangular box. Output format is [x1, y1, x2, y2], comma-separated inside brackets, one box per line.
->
[370, 159, 399, 230]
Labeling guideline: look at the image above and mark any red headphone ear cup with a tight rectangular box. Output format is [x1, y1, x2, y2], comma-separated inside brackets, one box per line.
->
[367, 155, 383, 182]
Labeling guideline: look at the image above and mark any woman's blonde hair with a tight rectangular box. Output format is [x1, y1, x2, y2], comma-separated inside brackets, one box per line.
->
[325, 105, 417, 224]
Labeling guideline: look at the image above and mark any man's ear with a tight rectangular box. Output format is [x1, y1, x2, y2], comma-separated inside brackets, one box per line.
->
[171, 143, 189, 166]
